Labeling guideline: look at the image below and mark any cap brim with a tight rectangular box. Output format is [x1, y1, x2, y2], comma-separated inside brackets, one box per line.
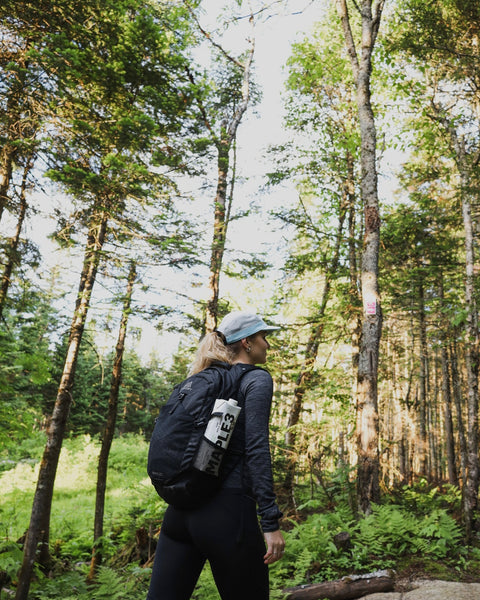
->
[262, 325, 280, 333]
[226, 324, 280, 344]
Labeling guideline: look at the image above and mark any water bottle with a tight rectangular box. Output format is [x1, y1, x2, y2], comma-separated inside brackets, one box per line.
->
[193, 398, 241, 476]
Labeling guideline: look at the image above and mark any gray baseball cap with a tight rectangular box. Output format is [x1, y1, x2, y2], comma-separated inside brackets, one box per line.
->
[217, 311, 280, 344]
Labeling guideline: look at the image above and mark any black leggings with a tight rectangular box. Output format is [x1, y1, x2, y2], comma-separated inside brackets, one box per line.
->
[146, 490, 269, 600]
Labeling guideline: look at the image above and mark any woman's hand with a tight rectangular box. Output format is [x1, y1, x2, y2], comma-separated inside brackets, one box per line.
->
[263, 529, 285, 565]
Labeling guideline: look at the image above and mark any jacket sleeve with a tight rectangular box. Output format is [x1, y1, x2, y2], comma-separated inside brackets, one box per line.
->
[241, 369, 283, 532]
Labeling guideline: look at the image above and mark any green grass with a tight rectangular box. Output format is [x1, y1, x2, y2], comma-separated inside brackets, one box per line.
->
[0, 434, 159, 547]
[0, 433, 164, 599]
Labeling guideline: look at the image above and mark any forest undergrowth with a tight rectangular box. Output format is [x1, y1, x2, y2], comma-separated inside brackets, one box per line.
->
[1, 434, 480, 600]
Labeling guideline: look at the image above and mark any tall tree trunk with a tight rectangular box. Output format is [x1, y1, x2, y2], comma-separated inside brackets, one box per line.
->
[88, 261, 137, 580]
[182, 0, 256, 332]
[460, 178, 479, 539]
[15, 207, 109, 600]
[441, 347, 457, 485]
[428, 368, 440, 482]
[205, 137, 230, 332]
[438, 277, 458, 486]
[451, 340, 467, 489]
[401, 326, 416, 486]
[0, 153, 33, 319]
[347, 159, 362, 486]
[336, 0, 384, 514]
[0, 144, 17, 224]
[0, 50, 32, 224]
[417, 282, 429, 478]
[347, 153, 362, 375]
[201, 21, 255, 332]
[283, 194, 348, 509]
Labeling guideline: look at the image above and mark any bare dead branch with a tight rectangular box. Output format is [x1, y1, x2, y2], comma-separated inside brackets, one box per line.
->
[181, 0, 244, 68]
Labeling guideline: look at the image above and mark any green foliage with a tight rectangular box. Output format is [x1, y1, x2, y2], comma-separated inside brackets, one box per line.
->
[28, 569, 88, 600]
[0, 291, 62, 452]
[27, 564, 151, 600]
[390, 480, 462, 515]
[270, 500, 464, 591]
[269, 10, 362, 198]
[0, 429, 46, 471]
[0, 434, 154, 544]
[89, 565, 149, 600]
[0, 541, 23, 583]
[66, 332, 110, 435]
[114, 352, 174, 437]
[105, 434, 149, 483]
[1, 434, 477, 599]
[272, 508, 356, 587]
[357, 504, 462, 562]
[380, 183, 463, 322]
[191, 564, 221, 600]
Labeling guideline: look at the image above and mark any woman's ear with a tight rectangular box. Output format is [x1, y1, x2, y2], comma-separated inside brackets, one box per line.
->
[240, 338, 251, 353]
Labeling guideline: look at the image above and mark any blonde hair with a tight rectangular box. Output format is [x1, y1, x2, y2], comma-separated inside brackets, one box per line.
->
[188, 332, 231, 375]
[188, 332, 246, 375]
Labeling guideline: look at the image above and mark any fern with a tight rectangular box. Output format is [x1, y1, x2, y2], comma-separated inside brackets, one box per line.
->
[353, 504, 463, 565]
[91, 566, 127, 600]
[29, 570, 88, 599]
[89, 565, 150, 600]
[418, 509, 462, 558]
[0, 541, 23, 582]
[270, 500, 465, 593]
[192, 563, 221, 600]
[396, 481, 462, 515]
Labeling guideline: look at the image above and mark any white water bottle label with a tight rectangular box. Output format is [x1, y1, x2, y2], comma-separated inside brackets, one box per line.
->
[204, 399, 241, 449]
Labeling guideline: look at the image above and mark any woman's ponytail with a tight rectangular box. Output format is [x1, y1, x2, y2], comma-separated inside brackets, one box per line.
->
[188, 331, 234, 375]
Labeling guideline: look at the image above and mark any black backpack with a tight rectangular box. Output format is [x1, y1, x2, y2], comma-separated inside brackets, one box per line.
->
[147, 362, 259, 509]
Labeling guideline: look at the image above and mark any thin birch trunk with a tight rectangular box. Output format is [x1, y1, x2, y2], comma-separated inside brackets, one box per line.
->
[347, 151, 362, 391]
[346, 153, 362, 494]
[206, 138, 230, 332]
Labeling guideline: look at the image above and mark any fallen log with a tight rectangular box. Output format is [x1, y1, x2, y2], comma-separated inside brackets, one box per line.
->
[283, 569, 395, 600]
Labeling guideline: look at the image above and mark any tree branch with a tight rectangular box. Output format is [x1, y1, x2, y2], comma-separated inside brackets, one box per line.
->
[184, 66, 217, 141]
[335, 0, 359, 81]
[181, 0, 244, 68]
[227, 21, 255, 140]
[371, 0, 386, 46]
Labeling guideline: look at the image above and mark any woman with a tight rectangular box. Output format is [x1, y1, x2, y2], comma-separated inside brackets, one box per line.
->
[146, 310, 285, 600]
